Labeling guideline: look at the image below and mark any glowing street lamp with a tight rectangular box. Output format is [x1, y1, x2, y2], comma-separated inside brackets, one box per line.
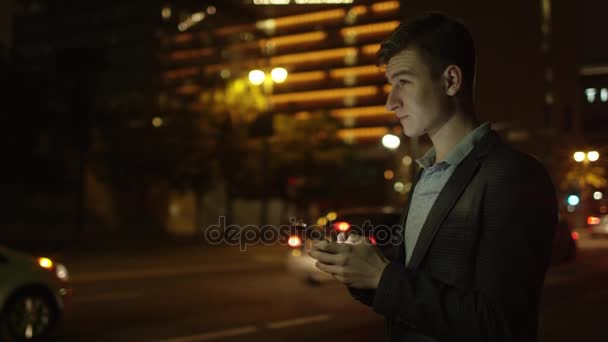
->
[271, 67, 288, 83]
[382, 134, 400, 150]
[587, 151, 600, 162]
[573, 151, 586, 162]
[248, 69, 266, 86]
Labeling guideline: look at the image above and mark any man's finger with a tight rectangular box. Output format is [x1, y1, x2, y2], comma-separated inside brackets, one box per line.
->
[309, 250, 345, 265]
[315, 261, 343, 276]
[311, 240, 349, 254]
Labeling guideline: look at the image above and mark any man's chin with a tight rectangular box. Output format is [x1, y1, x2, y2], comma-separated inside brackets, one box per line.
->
[402, 125, 423, 138]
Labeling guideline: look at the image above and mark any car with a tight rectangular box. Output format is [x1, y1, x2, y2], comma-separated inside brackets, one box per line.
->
[0, 246, 72, 341]
[587, 214, 608, 238]
[285, 207, 401, 285]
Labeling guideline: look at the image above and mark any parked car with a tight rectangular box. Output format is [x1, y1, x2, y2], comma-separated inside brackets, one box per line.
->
[587, 214, 608, 238]
[0, 246, 71, 341]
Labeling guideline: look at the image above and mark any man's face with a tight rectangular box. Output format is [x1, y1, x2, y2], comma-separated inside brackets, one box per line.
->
[385, 48, 449, 138]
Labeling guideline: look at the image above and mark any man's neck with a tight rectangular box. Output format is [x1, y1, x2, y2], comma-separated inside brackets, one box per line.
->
[428, 111, 479, 164]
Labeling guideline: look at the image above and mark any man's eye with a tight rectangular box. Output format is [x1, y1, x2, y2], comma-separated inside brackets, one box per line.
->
[398, 79, 408, 86]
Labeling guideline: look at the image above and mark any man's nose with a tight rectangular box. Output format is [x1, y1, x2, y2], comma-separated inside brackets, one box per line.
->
[386, 91, 400, 112]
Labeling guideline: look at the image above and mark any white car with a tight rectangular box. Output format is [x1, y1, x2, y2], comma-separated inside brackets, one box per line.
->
[285, 207, 401, 285]
[0, 246, 71, 341]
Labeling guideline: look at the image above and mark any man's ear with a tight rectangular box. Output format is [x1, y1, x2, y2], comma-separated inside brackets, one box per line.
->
[443, 65, 463, 97]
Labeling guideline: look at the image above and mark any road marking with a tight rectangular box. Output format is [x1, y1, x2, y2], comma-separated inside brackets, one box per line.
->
[267, 314, 332, 329]
[74, 291, 142, 303]
[71, 263, 276, 283]
[158, 313, 332, 342]
[158, 325, 257, 342]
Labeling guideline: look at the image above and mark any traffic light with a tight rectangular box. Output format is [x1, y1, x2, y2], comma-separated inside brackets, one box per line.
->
[567, 194, 580, 206]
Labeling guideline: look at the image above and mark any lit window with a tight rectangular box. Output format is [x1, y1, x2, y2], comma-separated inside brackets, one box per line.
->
[585, 88, 597, 103]
[601, 88, 608, 102]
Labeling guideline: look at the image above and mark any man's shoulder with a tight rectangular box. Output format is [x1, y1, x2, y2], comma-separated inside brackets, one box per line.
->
[478, 135, 550, 179]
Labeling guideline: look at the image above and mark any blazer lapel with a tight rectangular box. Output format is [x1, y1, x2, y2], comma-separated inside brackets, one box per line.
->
[406, 131, 500, 270]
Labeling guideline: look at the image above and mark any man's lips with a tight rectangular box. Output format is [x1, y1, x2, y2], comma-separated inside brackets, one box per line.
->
[396, 114, 409, 120]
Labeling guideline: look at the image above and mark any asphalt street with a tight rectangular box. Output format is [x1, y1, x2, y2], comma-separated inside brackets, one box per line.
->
[49, 230, 608, 342]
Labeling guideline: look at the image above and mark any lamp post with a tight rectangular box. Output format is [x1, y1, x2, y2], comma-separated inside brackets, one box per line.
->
[248, 67, 288, 226]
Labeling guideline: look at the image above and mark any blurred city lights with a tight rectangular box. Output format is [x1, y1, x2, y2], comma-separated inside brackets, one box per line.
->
[394, 181, 404, 193]
[38, 257, 53, 269]
[384, 169, 394, 180]
[602, 88, 608, 102]
[317, 217, 328, 226]
[161, 7, 171, 19]
[152, 117, 164, 128]
[271, 67, 288, 83]
[178, 11, 205, 32]
[191, 12, 205, 22]
[382, 134, 400, 149]
[220, 69, 231, 79]
[585, 88, 597, 103]
[567, 205, 575, 213]
[573, 151, 586, 162]
[207, 6, 216, 15]
[288, 236, 302, 248]
[326, 211, 337, 221]
[587, 151, 600, 162]
[402, 155, 413, 166]
[588, 216, 601, 225]
[567, 195, 580, 206]
[248, 70, 266, 85]
[594, 191, 603, 200]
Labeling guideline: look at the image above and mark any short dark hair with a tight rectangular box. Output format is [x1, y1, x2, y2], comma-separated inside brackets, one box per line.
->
[378, 13, 476, 92]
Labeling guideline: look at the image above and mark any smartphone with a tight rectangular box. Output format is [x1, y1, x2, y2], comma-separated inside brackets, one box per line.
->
[305, 223, 340, 242]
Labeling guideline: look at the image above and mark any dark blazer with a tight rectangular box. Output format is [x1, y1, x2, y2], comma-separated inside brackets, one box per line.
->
[348, 130, 558, 342]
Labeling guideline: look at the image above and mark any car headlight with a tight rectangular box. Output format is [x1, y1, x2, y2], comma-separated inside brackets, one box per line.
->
[55, 263, 69, 281]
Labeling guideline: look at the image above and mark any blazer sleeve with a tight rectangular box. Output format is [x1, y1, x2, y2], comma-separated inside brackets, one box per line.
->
[369, 158, 557, 342]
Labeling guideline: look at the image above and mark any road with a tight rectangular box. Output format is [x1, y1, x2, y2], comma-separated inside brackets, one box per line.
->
[50, 231, 608, 342]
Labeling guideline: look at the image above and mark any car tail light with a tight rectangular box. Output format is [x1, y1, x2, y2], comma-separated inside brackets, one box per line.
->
[571, 232, 579, 241]
[332, 221, 351, 232]
[369, 236, 377, 246]
[288, 236, 302, 248]
[588, 216, 601, 225]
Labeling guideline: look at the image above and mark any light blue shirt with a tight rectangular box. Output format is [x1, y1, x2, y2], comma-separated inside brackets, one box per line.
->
[404, 122, 491, 265]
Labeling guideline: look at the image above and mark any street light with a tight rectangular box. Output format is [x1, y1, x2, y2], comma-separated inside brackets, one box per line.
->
[382, 134, 400, 150]
[270, 67, 288, 83]
[248, 70, 265, 86]
[573, 151, 586, 162]
[574, 150, 600, 163]
[588, 151, 600, 162]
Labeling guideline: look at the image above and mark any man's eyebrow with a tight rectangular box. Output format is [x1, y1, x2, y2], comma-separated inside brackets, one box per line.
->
[388, 70, 415, 80]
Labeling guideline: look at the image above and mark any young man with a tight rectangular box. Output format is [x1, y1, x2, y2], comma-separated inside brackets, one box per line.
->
[309, 13, 557, 342]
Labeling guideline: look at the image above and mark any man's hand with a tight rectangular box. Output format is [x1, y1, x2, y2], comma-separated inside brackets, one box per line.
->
[308, 233, 389, 289]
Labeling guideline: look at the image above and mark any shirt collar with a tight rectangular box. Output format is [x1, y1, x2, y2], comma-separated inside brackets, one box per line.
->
[416, 122, 492, 170]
